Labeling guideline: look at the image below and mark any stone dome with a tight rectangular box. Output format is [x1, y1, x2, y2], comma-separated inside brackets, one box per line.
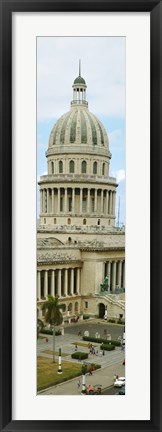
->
[48, 107, 109, 148]
[74, 75, 86, 85]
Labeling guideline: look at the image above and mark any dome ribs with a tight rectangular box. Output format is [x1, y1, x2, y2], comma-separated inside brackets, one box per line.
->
[87, 112, 97, 145]
[70, 110, 77, 143]
[80, 111, 87, 144]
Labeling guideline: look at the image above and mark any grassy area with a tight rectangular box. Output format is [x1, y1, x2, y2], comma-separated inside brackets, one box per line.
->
[37, 357, 82, 391]
[71, 342, 96, 348]
[42, 350, 69, 357]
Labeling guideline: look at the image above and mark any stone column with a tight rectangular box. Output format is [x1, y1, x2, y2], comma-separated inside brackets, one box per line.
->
[107, 261, 111, 292]
[80, 188, 83, 213]
[57, 188, 60, 213]
[42, 189, 45, 213]
[47, 189, 49, 213]
[64, 268, 68, 296]
[40, 190, 43, 213]
[76, 268, 80, 294]
[64, 188, 68, 213]
[101, 189, 103, 213]
[122, 261, 125, 288]
[94, 189, 98, 212]
[87, 189, 90, 213]
[112, 261, 116, 293]
[58, 269, 61, 297]
[113, 191, 116, 215]
[37, 271, 41, 300]
[106, 190, 109, 215]
[44, 270, 48, 299]
[51, 270, 55, 297]
[117, 261, 122, 288]
[70, 268, 74, 295]
[109, 191, 112, 214]
[52, 189, 54, 213]
[72, 188, 75, 213]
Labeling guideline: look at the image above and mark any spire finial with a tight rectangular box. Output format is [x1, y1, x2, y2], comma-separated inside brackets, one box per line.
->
[79, 59, 81, 77]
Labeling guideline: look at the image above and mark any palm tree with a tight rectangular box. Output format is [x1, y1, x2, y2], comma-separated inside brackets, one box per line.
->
[42, 295, 63, 362]
[37, 318, 44, 339]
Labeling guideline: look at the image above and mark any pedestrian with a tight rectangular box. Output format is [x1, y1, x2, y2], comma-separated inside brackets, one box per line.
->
[96, 350, 98, 355]
[46, 337, 48, 343]
[77, 379, 81, 389]
[75, 344, 78, 351]
[102, 350, 105, 356]
[113, 374, 117, 382]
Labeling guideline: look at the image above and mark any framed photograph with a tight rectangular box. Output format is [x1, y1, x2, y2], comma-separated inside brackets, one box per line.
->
[0, 1, 161, 431]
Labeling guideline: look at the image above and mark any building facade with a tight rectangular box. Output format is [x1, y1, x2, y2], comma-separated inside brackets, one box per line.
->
[37, 68, 125, 321]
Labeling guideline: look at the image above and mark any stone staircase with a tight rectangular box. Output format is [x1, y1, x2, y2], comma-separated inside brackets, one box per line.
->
[95, 293, 125, 314]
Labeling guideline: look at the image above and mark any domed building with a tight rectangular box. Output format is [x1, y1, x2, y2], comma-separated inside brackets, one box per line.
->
[37, 66, 125, 321]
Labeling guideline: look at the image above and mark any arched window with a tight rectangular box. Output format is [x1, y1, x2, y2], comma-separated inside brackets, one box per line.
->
[75, 302, 78, 312]
[68, 303, 72, 312]
[51, 161, 54, 174]
[83, 219, 87, 225]
[54, 218, 57, 224]
[67, 218, 71, 225]
[69, 160, 75, 173]
[44, 218, 46, 224]
[93, 161, 97, 174]
[97, 219, 100, 225]
[102, 163, 105, 175]
[59, 160, 63, 173]
[81, 160, 87, 174]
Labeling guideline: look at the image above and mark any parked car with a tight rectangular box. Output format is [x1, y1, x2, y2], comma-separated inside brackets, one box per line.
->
[114, 377, 125, 387]
[118, 385, 125, 395]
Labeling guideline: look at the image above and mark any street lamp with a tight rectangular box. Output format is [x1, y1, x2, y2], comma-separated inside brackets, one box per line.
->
[81, 364, 87, 394]
[52, 325, 55, 363]
[57, 348, 62, 374]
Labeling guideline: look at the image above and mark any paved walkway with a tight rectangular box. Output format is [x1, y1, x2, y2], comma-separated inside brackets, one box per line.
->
[38, 325, 125, 395]
[38, 361, 125, 395]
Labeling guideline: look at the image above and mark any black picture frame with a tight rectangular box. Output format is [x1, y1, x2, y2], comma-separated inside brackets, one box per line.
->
[0, 0, 161, 431]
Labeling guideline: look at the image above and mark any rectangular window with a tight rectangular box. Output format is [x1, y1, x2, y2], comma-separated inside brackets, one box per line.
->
[82, 199, 87, 212]
[91, 198, 94, 212]
[69, 198, 72, 212]
[85, 301, 88, 309]
[60, 197, 63, 212]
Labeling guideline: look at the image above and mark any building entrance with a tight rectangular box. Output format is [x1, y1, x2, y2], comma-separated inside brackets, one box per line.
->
[99, 303, 105, 318]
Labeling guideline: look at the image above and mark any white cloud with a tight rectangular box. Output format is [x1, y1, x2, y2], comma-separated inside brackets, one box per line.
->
[111, 169, 125, 183]
[37, 36, 125, 121]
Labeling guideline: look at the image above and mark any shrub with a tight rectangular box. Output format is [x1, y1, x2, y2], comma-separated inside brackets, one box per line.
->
[89, 363, 101, 371]
[71, 351, 88, 360]
[100, 343, 115, 351]
[83, 315, 90, 320]
[82, 336, 121, 346]
[108, 319, 116, 323]
[40, 329, 62, 336]
[117, 319, 125, 325]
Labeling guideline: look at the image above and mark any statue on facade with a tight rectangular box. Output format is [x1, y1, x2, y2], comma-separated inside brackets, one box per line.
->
[100, 276, 110, 293]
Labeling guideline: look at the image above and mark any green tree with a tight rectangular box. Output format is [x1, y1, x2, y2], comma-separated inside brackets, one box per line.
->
[37, 318, 44, 339]
[42, 295, 63, 362]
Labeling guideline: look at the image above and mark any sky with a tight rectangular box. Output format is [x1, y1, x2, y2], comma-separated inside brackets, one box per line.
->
[37, 36, 125, 225]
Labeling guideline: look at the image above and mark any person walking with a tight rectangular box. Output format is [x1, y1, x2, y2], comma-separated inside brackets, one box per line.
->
[77, 379, 81, 389]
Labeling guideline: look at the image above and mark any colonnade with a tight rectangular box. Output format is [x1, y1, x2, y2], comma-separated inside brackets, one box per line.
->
[104, 260, 125, 293]
[37, 267, 81, 301]
[40, 187, 116, 216]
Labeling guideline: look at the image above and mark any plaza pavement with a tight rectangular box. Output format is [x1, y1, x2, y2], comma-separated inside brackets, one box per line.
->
[37, 319, 125, 395]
